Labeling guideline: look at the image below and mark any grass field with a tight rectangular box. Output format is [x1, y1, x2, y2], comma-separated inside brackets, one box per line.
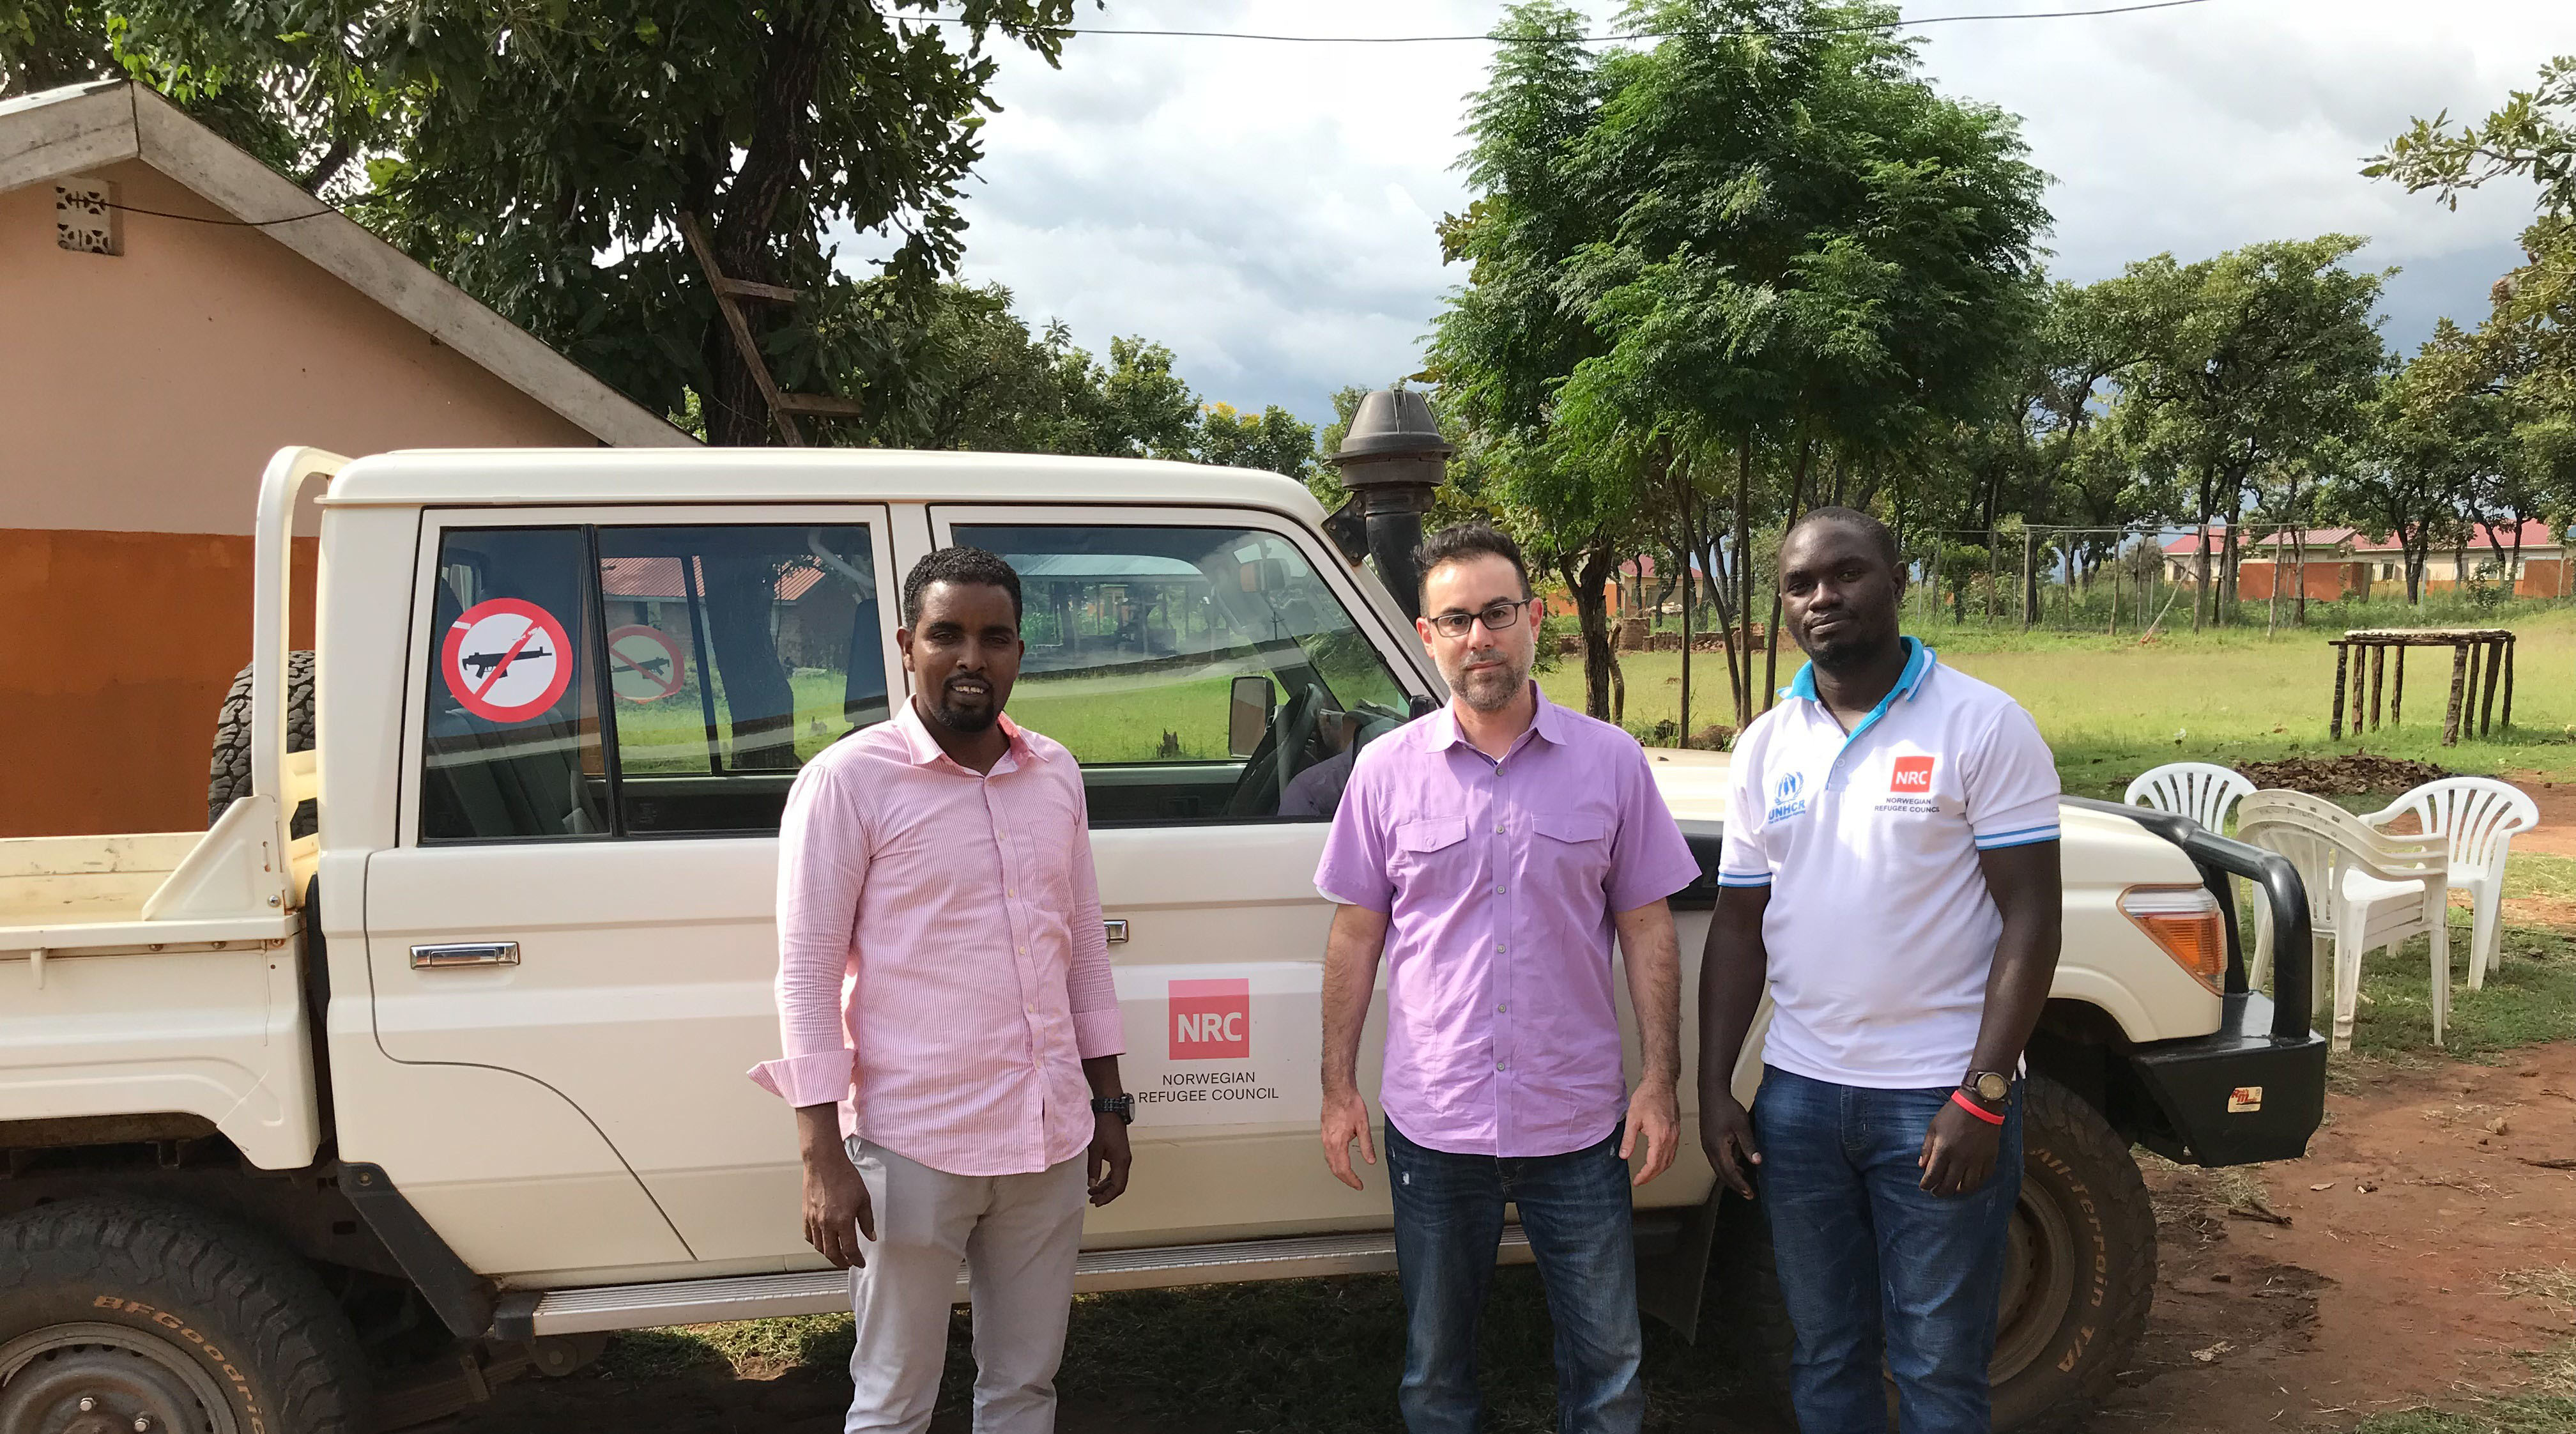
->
[1551, 607, 2576, 798]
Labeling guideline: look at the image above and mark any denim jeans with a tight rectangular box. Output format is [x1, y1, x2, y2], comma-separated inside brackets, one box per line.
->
[1751, 1068, 2023, 1434]
[1384, 1121, 1644, 1434]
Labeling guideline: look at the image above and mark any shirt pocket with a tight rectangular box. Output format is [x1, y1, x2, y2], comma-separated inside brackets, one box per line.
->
[1532, 810, 1613, 893]
[1392, 815, 1469, 887]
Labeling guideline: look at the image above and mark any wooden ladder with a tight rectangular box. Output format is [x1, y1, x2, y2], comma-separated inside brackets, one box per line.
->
[678, 212, 866, 445]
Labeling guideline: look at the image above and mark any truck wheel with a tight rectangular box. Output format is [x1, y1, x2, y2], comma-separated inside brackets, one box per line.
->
[208, 649, 315, 836]
[1989, 1076, 2156, 1428]
[1713, 1076, 2156, 1430]
[0, 1198, 370, 1434]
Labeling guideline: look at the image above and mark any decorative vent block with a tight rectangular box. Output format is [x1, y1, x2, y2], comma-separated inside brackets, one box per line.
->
[56, 179, 121, 256]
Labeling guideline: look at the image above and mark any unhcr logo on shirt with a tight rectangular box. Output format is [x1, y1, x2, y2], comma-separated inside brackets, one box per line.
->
[1768, 770, 1809, 823]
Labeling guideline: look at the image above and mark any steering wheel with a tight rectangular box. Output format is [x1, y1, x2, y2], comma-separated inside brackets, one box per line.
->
[1222, 682, 1326, 817]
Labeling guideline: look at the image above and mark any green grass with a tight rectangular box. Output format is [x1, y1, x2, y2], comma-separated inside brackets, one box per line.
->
[2355, 1401, 2576, 1433]
[2291, 884, 2576, 1061]
[1551, 607, 2576, 798]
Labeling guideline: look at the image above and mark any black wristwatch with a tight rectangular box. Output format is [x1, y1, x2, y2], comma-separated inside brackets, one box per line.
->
[1092, 1094, 1135, 1125]
[1963, 1070, 2011, 1109]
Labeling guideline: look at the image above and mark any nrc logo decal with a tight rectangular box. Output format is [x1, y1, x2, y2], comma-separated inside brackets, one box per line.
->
[1169, 978, 1250, 1060]
[1890, 756, 1936, 793]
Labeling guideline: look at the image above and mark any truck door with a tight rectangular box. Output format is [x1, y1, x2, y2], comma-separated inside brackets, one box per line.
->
[362, 506, 904, 1274]
[930, 505, 1431, 1244]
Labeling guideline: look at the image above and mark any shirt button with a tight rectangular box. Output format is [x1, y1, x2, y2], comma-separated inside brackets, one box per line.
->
[1007, 888, 1016, 897]
[1018, 945, 1028, 954]
[1027, 1003, 1037, 1014]
[1496, 941, 1506, 953]
[1496, 1002, 1508, 1014]
[1494, 822, 1506, 833]
[1497, 1060, 1510, 1072]
[1494, 884, 1506, 895]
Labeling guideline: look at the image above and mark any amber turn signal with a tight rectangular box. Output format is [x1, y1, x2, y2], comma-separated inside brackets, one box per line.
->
[2118, 885, 2227, 992]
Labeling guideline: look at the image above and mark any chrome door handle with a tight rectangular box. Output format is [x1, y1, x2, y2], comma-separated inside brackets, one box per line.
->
[1103, 920, 1130, 945]
[411, 941, 521, 969]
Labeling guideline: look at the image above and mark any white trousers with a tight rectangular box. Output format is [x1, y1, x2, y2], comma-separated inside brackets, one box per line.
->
[841, 1137, 1088, 1434]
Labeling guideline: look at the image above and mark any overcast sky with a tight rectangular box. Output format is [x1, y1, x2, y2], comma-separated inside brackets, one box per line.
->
[891, 1, 2576, 428]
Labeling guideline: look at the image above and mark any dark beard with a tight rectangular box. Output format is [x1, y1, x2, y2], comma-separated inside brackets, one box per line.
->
[924, 699, 999, 735]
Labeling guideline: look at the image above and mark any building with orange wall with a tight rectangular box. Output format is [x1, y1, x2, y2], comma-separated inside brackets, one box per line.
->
[1, 80, 692, 838]
[2161, 523, 2568, 601]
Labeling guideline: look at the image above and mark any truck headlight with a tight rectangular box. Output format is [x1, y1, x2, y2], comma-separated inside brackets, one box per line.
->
[2118, 885, 2227, 993]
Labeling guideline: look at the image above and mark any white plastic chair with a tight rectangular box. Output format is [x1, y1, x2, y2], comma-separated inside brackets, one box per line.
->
[2361, 777, 2539, 991]
[2238, 789, 2451, 1053]
[2125, 762, 2257, 834]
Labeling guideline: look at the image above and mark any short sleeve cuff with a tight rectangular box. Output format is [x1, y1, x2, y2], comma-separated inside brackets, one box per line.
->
[747, 1051, 854, 1109]
[1609, 851, 1711, 912]
[1314, 872, 1393, 913]
[1716, 870, 1774, 887]
[1972, 799, 2062, 851]
[1074, 1008, 1128, 1060]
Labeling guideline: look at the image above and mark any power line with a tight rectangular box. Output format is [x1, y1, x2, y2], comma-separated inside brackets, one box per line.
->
[93, 198, 356, 227]
[885, 0, 2216, 44]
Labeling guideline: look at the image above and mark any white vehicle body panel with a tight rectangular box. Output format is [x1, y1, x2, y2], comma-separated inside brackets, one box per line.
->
[0, 445, 2226, 1296]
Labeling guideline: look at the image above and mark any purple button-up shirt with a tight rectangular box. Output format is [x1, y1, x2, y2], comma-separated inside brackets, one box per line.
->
[1315, 685, 1701, 1157]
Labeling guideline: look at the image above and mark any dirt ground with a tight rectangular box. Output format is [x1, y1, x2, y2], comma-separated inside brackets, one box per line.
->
[445, 1046, 2576, 1434]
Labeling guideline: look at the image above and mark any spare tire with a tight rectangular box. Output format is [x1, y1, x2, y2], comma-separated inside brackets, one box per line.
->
[208, 649, 316, 837]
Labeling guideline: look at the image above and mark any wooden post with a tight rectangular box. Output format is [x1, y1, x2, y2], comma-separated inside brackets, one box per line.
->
[2369, 645, 2386, 730]
[2503, 635, 2517, 730]
[2444, 643, 2468, 746]
[2352, 645, 2368, 737]
[2465, 642, 2483, 737]
[2393, 646, 2405, 726]
[2021, 527, 2037, 631]
[2481, 635, 2503, 736]
[2331, 642, 2350, 740]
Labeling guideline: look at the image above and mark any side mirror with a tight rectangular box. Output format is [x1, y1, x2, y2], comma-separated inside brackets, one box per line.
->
[1229, 675, 1277, 759]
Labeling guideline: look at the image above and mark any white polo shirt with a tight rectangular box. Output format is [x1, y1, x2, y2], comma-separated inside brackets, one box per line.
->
[1717, 638, 2060, 1090]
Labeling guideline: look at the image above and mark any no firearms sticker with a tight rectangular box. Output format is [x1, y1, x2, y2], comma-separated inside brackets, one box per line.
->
[441, 598, 573, 723]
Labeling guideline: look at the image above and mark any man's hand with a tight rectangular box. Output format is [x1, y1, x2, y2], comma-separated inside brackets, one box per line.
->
[795, 1104, 874, 1268]
[1321, 1084, 1377, 1191]
[1088, 1113, 1132, 1206]
[1621, 1081, 1681, 1186]
[1698, 1094, 1762, 1198]
[1918, 1099, 2004, 1196]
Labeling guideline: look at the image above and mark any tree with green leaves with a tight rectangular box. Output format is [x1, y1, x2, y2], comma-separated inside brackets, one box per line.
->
[2106, 237, 2388, 629]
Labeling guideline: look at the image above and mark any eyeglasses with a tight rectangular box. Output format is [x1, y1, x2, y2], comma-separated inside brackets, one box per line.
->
[1427, 598, 1538, 639]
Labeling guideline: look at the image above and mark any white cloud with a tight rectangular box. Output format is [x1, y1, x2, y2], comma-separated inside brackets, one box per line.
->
[893, 0, 2576, 426]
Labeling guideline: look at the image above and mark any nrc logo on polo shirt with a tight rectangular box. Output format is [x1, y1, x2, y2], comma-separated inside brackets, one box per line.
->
[1890, 756, 1936, 793]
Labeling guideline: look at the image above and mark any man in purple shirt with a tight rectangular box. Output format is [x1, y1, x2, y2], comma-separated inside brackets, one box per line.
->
[1315, 523, 1701, 1434]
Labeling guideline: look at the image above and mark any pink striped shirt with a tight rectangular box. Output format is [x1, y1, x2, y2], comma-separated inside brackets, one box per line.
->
[749, 702, 1124, 1176]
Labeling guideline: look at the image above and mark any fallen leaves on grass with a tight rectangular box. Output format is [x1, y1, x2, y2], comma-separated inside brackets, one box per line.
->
[2237, 752, 2453, 796]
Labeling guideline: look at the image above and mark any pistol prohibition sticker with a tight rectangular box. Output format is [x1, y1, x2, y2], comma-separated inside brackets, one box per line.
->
[441, 598, 573, 722]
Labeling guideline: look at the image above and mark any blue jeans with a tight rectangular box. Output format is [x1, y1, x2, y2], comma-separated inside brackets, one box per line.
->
[1751, 1068, 2023, 1434]
[1384, 1121, 1644, 1434]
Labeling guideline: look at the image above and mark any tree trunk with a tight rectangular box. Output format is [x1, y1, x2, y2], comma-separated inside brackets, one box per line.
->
[1733, 440, 1756, 727]
[2193, 471, 2214, 632]
[1564, 548, 1620, 721]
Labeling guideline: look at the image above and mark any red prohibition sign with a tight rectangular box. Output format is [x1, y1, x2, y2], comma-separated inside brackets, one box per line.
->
[441, 598, 574, 723]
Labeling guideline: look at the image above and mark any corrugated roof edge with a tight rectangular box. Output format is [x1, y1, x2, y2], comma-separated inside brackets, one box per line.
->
[322, 447, 1330, 523]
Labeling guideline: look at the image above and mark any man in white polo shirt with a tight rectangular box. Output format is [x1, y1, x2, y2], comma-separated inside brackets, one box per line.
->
[1697, 507, 2062, 1434]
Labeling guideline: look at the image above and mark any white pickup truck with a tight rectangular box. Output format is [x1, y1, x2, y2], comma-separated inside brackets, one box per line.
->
[0, 446, 2326, 1434]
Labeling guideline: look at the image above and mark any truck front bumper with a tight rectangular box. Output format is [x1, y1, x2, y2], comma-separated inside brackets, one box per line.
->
[2126, 992, 2329, 1166]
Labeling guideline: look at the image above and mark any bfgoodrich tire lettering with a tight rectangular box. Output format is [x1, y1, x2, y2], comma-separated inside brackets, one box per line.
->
[0, 1198, 369, 1434]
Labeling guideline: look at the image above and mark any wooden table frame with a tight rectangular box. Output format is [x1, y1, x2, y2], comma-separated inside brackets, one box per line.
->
[2329, 629, 2515, 745]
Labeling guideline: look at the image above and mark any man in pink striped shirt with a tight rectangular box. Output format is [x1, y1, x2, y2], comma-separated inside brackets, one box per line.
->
[751, 546, 1131, 1434]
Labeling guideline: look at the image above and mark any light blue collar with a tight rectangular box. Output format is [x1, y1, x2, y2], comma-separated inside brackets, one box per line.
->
[1784, 637, 1935, 743]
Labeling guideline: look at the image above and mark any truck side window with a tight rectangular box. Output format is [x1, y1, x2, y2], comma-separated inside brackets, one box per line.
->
[419, 528, 609, 842]
[952, 522, 1411, 825]
[596, 524, 891, 835]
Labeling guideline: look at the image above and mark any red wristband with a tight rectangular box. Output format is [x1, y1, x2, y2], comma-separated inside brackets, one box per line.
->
[1951, 1089, 2006, 1126]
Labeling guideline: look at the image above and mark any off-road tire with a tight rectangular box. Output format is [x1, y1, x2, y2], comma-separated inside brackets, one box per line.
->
[209, 649, 315, 836]
[1712, 1076, 2158, 1431]
[0, 1197, 371, 1433]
